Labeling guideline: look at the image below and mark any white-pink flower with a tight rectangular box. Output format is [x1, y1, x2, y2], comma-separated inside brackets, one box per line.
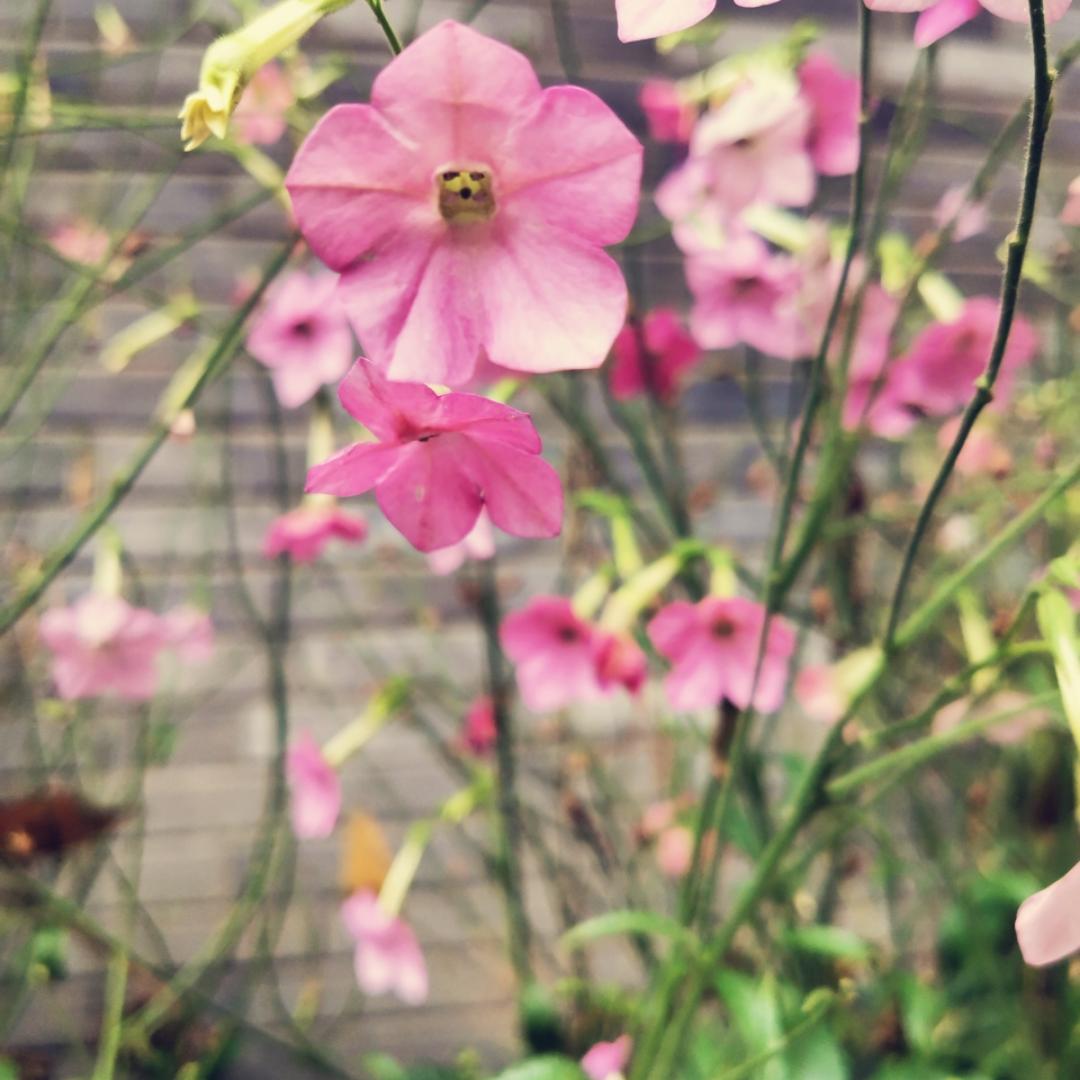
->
[232, 62, 294, 145]
[582, 1035, 633, 1080]
[285, 21, 642, 388]
[285, 732, 341, 839]
[1016, 859, 1080, 967]
[1062, 175, 1080, 227]
[342, 890, 429, 1005]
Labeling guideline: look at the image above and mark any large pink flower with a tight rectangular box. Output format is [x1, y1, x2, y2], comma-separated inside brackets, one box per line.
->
[608, 309, 701, 402]
[657, 71, 814, 231]
[582, 1035, 633, 1080]
[648, 596, 795, 713]
[245, 269, 354, 408]
[286, 732, 341, 839]
[1016, 859, 1080, 967]
[305, 359, 562, 552]
[797, 53, 859, 177]
[889, 297, 1037, 417]
[342, 890, 429, 1005]
[262, 503, 368, 563]
[865, 0, 1072, 47]
[285, 21, 642, 388]
[39, 593, 171, 701]
[686, 232, 810, 360]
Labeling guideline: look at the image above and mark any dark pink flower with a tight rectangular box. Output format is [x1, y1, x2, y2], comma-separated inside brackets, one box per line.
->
[686, 232, 809, 360]
[342, 890, 429, 1004]
[500, 596, 606, 712]
[608, 309, 701, 402]
[460, 695, 497, 756]
[427, 509, 496, 575]
[648, 596, 795, 713]
[232, 62, 294, 145]
[1016, 858, 1080, 967]
[39, 593, 170, 701]
[286, 732, 341, 839]
[595, 630, 649, 696]
[798, 53, 859, 176]
[891, 297, 1037, 416]
[639, 80, 696, 143]
[865, 0, 1072, 47]
[285, 21, 642, 388]
[246, 269, 354, 408]
[305, 359, 562, 552]
[262, 503, 368, 563]
[582, 1035, 633, 1080]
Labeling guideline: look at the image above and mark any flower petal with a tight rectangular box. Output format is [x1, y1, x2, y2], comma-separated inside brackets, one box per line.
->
[1016, 859, 1080, 966]
[460, 440, 563, 540]
[305, 442, 400, 498]
[616, 0, 717, 42]
[337, 358, 440, 440]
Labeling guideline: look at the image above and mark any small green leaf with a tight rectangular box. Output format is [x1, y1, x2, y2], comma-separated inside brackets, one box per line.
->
[781, 925, 871, 963]
[561, 910, 697, 952]
[491, 1056, 586, 1080]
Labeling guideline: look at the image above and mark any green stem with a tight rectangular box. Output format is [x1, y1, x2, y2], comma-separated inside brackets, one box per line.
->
[882, 0, 1054, 648]
[366, 0, 402, 53]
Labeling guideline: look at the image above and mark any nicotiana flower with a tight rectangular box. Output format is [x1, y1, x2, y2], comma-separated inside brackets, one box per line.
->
[263, 502, 368, 563]
[245, 269, 354, 408]
[1062, 175, 1080, 226]
[460, 695, 498, 756]
[639, 80, 696, 144]
[39, 594, 212, 702]
[427, 509, 496, 576]
[232, 61, 294, 145]
[656, 825, 695, 878]
[864, 0, 1072, 48]
[49, 219, 111, 267]
[1016, 858, 1080, 967]
[657, 68, 814, 233]
[934, 183, 989, 242]
[285, 20, 643, 388]
[305, 359, 562, 552]
[286, 732, 341, 839]
[582, 1035, 633, 1080]
[648, 596, 796, 713]
[797, 52, 860, 177]
[608, 309, 702, 402]
[342, 890, 429, 1005]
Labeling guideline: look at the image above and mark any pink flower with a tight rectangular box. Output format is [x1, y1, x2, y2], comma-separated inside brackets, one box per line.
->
[639, 80, 696, 143]
[608, 309, 701, 402]
[795, 665, 847, 725]
[934, 183, 989, 241]
[656, 825, 694, 877]
[262, 504, 368, 563]
[232, 62, 294, 145]
[427, 509, 496, 575]
[657, 71, 814, 230]
[1062, 175, 1080, 227]
[797, 53, 859, 177]
[286, 732, 341, 839]
[938, 416, 1012, 477]
[162, 605, 215, 663]
[616, 0, 716, 41]
[49, 219, 111, 266]
[285, 21, 642, 388]
[891, 297, 1037, 417]
[500, 596, 605, 712]
[686, 231, 809, 360]
[246, 269, 354, 408]
[39, 593, 170, 701]
[865, 0, 1072, 47]
[342, 890, 429, 1004]
[648, 596, 796, 713]
[460, 695, 498, 756]
[582, 1035, 633, 1080]
[1016, 859, 1080, 967]
[305, 360, 562, 552]
[595, 630, 649, 696]
[638, 800, 677, 839]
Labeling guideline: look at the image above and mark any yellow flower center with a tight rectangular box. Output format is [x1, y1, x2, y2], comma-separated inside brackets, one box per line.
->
[436, 165, 496, 223]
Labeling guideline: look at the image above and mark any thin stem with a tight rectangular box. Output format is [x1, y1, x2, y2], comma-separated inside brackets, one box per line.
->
[366, 0, 402, 53]
[883, 0, 1054, 648]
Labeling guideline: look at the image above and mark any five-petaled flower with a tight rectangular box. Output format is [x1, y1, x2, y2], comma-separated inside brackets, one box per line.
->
[285, 20, 643, 388]
[342, 890, 429, 1005]
[246, 268, 354, 409]
[305, 359, 563, 552]
[648, 596, 795, 713]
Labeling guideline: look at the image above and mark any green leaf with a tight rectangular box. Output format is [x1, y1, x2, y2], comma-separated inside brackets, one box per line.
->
[561, 910, 697, 952]
[492, 1056, 586, 1080]
[0, 1058, 18, 1080]
[362, 1053, 408, 1080]
[715, 970, 787, 1079]
[781, 925, 872, 963]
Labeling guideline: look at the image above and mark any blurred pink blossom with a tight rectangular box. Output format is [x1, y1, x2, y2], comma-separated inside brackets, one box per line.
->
[285, 21, 642, 387]
[1062, 175, 1080, 226]
[460, 695, 498, 756]
[39, 594, 211, 701]
[501, 597, 607, 712]
[342, 890, 429, 1004]
[934, 184, 989, 241]
[797, 52, 860, 176]
[639, 80, 696, 143]
[648, 596, 796, 713]
[427, 509, 496, 575]
[305, 360, 562, 552]
[595, 630, 649, 696]
[582, 1035, 633, 1079]
[1016, 859, 1080, 967]
[608, 309, 701, 402]
[246, 269, 354, 408]
[638, 800, 677, 839]
[232, 62, 294, 145]
[49, 219, 111, 266]
[616, 0, 716, 40]
[656, 825, 694, 877]
[865, 0, 1072, 47]
[286, 732, 341, 839]
[263, 503, 368, 563]
[938, 416, 1012, 478]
